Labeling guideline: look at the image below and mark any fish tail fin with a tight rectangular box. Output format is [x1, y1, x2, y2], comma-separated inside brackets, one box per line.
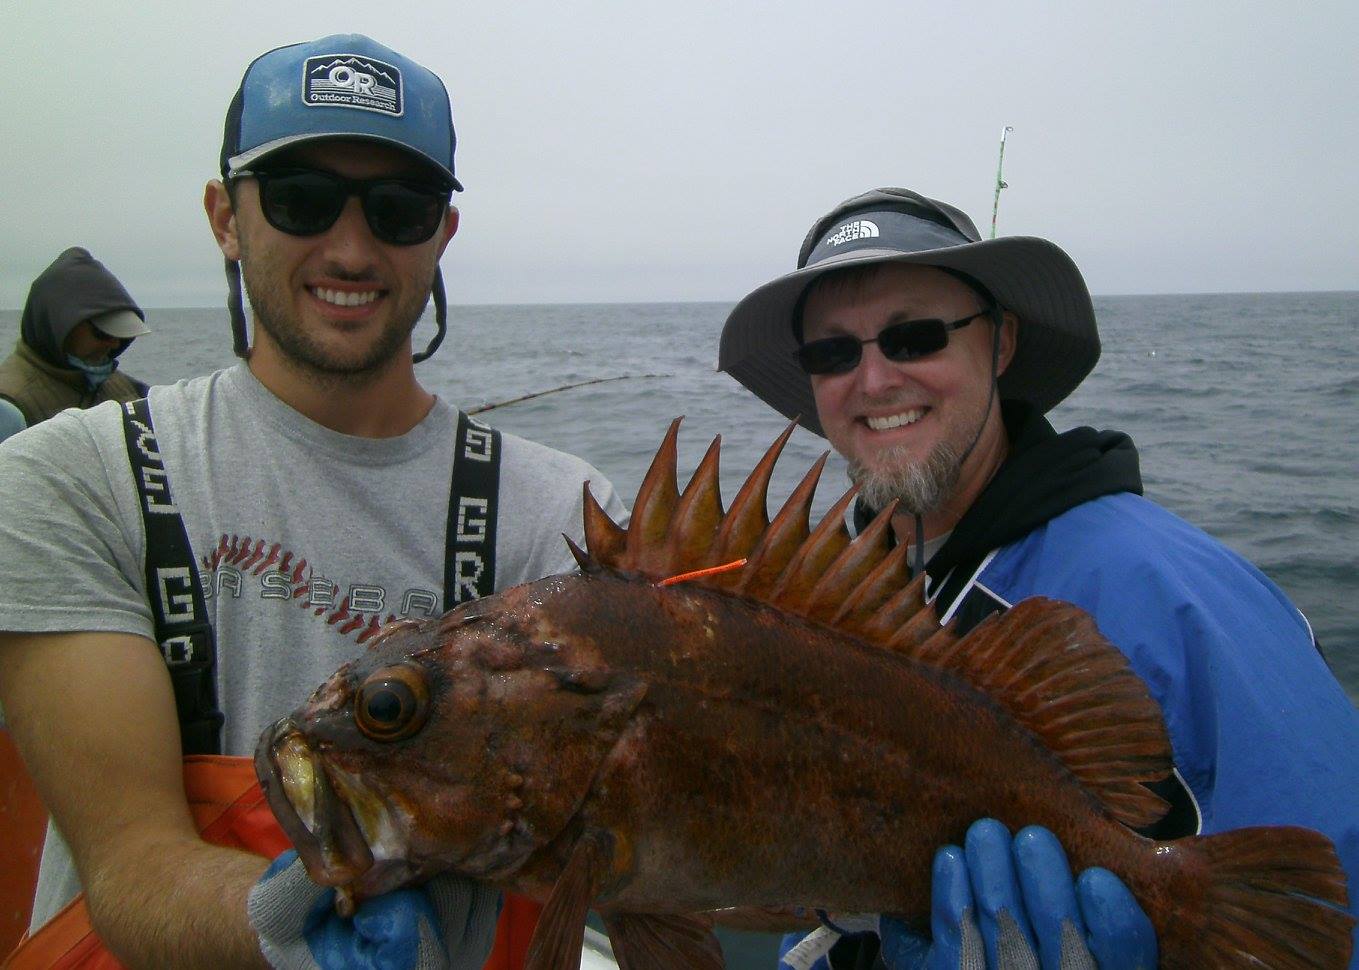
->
[1169, 825, 1354, 968]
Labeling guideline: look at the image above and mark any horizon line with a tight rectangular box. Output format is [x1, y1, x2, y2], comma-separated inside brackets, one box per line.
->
[3, 287, 1358, 314]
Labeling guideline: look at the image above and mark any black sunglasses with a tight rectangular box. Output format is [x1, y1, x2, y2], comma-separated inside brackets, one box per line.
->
[795, 308, 994, 375]
[232, 167, 451, 245]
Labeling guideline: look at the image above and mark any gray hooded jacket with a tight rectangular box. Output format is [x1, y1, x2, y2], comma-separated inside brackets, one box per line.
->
[0, 248, 146, 429]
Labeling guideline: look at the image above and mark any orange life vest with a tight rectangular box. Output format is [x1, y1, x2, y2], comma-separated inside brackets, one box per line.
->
[2, 756, 540, 969]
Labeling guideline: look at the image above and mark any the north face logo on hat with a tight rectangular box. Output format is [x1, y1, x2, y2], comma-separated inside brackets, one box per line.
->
[824, 220, 880, 247]
[303, 54, 403, 116]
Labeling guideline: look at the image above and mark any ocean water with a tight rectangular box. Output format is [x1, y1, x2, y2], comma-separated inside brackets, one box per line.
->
[2, 292, 1355, 965]
[55, 292, 1353, 691]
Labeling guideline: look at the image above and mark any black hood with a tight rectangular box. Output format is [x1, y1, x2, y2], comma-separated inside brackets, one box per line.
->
[854, 400, 1143, 580]
[20, 248, 144, 367]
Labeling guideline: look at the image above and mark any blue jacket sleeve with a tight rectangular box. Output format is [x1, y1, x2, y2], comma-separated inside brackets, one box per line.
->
[0, 398, 27, 444]
[978, 493, 1359, 963]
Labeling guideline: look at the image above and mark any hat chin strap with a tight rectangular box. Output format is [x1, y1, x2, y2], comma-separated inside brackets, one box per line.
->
[910, 305, 1005, 580]
[225, 261, 448, 364]
[227, 258, 250, 359]
[412, 268, 447, 364]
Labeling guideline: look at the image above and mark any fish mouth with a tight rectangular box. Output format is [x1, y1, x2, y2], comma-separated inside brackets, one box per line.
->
[255, 718, 421, 908]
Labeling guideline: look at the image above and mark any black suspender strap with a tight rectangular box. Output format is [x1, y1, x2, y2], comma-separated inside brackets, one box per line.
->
[444, 410, 502, 610]
[120, 398, 223, 755]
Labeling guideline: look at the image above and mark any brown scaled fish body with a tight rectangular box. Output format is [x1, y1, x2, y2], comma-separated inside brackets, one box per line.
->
[256, 419, 1354, 969]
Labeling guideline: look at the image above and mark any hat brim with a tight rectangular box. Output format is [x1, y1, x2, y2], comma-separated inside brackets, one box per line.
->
[227, 134, 464, 191]
[90, 308, 151, 339]
[717, 236, 1098, 437]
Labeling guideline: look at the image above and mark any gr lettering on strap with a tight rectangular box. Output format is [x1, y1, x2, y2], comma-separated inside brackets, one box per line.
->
[126, 406, 179, 514]
[120, 397, 223, 754]
[445, 411, 501, 609]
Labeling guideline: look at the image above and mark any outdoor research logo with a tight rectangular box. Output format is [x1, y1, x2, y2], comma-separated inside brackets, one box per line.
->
[303, 54, 403, 116]
[824, 220, 880, 247]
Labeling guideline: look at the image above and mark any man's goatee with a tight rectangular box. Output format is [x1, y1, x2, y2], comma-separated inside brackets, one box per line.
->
[849, 441, 963, 516]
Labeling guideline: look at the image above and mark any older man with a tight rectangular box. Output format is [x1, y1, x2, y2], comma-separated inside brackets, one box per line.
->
[720, 188, 1359, 969]
[0, 247, 150, 443]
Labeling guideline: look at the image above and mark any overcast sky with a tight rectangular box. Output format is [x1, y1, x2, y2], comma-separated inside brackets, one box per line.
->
[3, 1, 1356, 308]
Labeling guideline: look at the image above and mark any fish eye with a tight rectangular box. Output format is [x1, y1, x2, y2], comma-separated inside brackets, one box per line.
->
[354, 664, 430, 742]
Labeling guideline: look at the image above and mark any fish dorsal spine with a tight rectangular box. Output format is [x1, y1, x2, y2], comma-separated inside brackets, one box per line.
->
[576, 418, 1174, 829]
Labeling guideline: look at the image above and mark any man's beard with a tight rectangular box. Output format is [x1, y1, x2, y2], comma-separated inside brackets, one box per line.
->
[242, 260, 431, 382]
[848, 439, 963, 516]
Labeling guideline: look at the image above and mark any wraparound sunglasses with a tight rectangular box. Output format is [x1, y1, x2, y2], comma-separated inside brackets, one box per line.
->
[796, 308, 995, 375]
[231, 167, 452, 245]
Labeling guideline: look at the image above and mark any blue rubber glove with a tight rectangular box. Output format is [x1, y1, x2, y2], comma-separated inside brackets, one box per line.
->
[878, 820, 1157, 970]
[247, 850, 502, 970]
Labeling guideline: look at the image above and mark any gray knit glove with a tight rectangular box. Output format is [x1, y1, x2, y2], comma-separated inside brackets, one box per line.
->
[247, 850, 501, 970]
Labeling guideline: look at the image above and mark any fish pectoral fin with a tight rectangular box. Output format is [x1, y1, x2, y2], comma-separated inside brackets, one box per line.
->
[525, 833, 610, 970]
[602, 912, 725, 970]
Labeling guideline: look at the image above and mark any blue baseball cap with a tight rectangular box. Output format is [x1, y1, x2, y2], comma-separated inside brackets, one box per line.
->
[220, 34, 462, 191]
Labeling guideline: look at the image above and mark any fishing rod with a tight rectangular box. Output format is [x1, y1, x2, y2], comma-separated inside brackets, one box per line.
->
[468, 373, 671, 415]
[990, 125, 1014, 239]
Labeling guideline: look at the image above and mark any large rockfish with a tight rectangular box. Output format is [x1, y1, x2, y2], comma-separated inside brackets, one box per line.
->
[256, 420, 1353, 969]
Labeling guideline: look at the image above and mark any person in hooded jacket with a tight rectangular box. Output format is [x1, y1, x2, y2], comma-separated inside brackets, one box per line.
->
[718, 188, 1359, 970]
[0, 247, 151, 442]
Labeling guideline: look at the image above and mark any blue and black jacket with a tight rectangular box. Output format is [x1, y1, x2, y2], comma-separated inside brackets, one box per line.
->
[790, 401, 1359, 969]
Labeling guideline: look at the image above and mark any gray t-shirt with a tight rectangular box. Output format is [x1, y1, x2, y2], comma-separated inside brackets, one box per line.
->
[0, 363, 627, 931]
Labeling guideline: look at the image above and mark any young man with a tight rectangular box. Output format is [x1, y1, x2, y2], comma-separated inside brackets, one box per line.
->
[0, 35, 625, 969]
[0, 247, 151, 443]
[719, 188, 1359, 969]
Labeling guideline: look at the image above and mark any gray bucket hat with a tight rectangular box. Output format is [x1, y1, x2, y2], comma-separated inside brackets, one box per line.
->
[717, 187, 1099, 437]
